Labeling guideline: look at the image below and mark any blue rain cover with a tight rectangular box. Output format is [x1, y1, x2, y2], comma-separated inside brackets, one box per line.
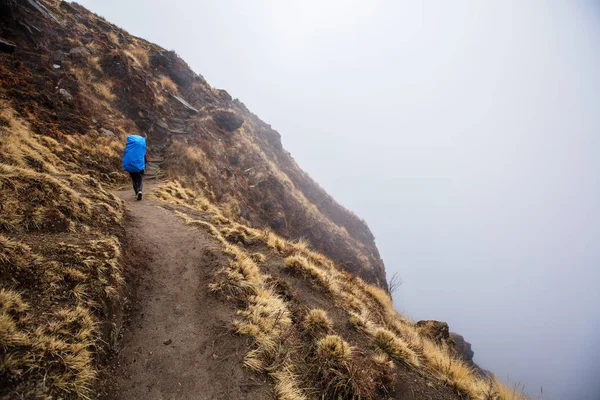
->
[122, 135, 146, 172]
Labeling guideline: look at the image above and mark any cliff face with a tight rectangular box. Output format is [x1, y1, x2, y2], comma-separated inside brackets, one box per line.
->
[0, 0, 387, 289]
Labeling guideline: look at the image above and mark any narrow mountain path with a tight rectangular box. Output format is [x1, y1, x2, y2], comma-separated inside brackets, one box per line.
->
[108, 185, 270, 400]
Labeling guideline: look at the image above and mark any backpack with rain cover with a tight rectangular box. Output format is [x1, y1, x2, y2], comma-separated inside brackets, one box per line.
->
[122, 135, 146, 172]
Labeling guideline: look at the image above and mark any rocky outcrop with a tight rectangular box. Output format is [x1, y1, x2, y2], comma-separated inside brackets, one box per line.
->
[417, 321, 491, 378]
[212, 109, 244, 132]
[450, 332, 492, 377]
[416, 320, 454, 346]
[450, 332, 474, 361]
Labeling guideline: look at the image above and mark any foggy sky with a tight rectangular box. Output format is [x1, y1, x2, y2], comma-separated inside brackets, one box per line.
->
[77, 1, 600, 398]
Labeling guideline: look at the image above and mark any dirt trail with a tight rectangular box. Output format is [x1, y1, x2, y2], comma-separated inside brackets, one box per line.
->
[108, 185, 269, 400]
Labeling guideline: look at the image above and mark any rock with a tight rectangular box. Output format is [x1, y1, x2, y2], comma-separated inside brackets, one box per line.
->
[51, 50, 65, 63]
[238, 209, 250, 220]
[69, 46, 90, 58]
[26, 0, 60, 23]
[52, 64, 61, 69]
[449, 332, 474, 362]
[171, 94, 198, 113]
[163, 339, 172, 346]
[262, 201, 277, 211]
[260, 127, 283, 151]
[100, 128, 115, 136]
[449, 332, 492, 377]
[156, 120, 169, 130]
[59, 88, 72, 101]
[227, 154, 239, 165]
[0, 39, 16, 54]
[212, 110, 244, 132]
[270, 216, 286, 230]
[59, 1, 78, 14]
[217, 89, 232, 102]
[415, 320, 453, 346]
[149, 50, 195, 87]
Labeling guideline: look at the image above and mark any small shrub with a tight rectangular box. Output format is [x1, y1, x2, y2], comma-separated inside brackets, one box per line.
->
[302, 309, 332, 337]
[316, 335, 351, 365]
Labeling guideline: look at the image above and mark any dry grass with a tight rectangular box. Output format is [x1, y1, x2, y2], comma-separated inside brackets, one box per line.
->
[92, 81, 116, 101]
[152, 180, 529, 400]
[250, 252, 266, 264]
[372, 327, 420, 367]
[0, 101, 126, 398]
[129, 46, 149, 67]
[107, 31, 119, 45]
[316, 335, 351, 364]
[159, 75, 178, 95]
[302, 309, 332, 337]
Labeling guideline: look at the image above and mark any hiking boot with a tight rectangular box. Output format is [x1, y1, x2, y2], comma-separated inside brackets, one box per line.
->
[137, 191, 143, 201]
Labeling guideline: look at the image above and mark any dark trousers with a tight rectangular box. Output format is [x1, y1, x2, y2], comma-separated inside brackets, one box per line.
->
[129, 170, 144, 194]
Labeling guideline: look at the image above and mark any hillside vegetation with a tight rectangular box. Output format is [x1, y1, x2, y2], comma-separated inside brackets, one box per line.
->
[0, 1, 527, 399]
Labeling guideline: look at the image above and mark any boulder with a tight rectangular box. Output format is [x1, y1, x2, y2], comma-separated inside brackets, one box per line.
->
[270, 216, 286, 230]
[100, 128, 115, 136]
[69, 46, 90, 58]
[262, 201, 278, 211]
[51, 50, 65, 64]
[213, 110, 244, 132]
[415, 320, 454, 346]
[59, 88, 72, 101]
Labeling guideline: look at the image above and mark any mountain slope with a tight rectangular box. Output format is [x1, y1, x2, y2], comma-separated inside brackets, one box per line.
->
[0, 1, 526, 399]
[1, 0, 387, 289]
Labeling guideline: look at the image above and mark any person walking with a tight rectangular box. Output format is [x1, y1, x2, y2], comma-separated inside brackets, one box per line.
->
[122, 134, 148, 200]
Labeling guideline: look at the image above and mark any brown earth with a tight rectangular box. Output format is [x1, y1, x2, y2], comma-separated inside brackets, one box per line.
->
[102, 185, 269, 400]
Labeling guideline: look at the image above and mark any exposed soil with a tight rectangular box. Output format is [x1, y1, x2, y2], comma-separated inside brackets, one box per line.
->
[103, 185, 270, 400]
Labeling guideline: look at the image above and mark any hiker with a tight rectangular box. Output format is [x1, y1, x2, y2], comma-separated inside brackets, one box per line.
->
[122, 134, 148, 200]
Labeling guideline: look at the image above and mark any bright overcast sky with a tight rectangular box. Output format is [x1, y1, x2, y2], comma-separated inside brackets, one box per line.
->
[78, 1, 600, 398]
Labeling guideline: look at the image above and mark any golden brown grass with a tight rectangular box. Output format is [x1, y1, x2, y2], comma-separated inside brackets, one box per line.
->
[152, 180, 529, 400]
[129, 46, 149, 67]
[302, 309, 332, 337]
[0, 101, 126, 398]
[316, 335, 351, 364]
[159, 75, 178, 95]
[92, 81, 116, 101]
